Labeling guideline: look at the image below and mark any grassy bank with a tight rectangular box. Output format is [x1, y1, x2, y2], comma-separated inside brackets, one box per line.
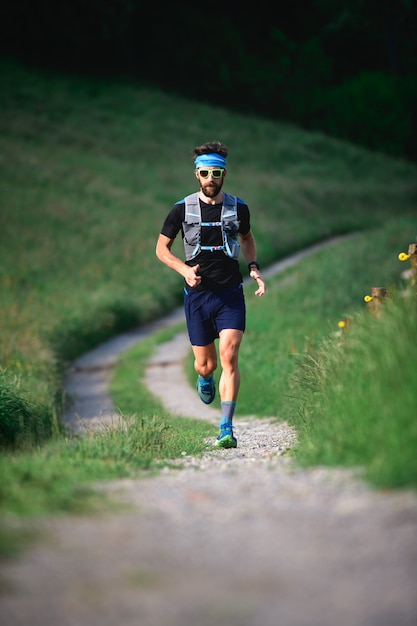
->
[0, 59, 416, 541]
[288, 287, 417, 488]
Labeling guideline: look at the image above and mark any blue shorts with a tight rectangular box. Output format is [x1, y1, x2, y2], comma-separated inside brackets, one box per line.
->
[184, 284, 246, 346]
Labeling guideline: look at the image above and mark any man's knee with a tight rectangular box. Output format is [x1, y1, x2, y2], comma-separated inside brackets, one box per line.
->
[193, 344, 217, 376]
[195, 359, 217, 377]
[219, 331, 242, 367]
[219, 344, 240, 371]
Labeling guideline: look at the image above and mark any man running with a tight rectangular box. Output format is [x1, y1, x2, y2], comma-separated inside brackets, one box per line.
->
[156, 141, 266, 448]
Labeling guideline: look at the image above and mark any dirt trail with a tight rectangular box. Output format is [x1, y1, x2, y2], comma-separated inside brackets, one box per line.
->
[1, 239, 417, 626]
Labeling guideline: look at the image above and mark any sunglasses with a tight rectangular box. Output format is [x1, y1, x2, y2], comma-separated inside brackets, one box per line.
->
[198, 168, 225, 179]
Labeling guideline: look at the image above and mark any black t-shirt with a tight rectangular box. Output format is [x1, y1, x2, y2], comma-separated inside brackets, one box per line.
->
[160, 195, 251, 291]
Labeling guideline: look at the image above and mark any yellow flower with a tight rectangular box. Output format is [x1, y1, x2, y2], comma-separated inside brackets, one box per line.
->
[338, 320, 346, 328]
[364, 295, 373, 302]
[398, 252, 410, 261]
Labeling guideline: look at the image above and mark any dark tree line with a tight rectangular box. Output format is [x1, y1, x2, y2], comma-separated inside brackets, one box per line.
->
[1, 0, 416, 159]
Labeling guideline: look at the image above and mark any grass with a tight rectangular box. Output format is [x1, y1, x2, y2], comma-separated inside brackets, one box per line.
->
[108, 323, 215, 458]
[0, 59, 417, 554]
[287, 289, 417, 488]
[0, 406, 213, 557]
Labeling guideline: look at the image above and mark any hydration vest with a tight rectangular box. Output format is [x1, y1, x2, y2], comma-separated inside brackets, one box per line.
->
[180, 192, 241, 261]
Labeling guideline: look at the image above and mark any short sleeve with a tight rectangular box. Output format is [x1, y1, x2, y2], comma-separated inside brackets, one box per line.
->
[160, 202, 185, 240]
[237, 200, 250, 235]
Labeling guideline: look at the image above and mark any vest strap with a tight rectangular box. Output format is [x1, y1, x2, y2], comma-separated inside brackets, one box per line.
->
[181, 192, 240, 261]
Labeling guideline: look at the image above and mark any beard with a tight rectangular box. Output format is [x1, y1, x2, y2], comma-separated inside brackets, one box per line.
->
[200, 178, 223, 198]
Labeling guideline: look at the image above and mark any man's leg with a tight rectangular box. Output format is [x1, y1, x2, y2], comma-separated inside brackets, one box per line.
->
[214, 328, 243, 448]
[192, 342, 217, 405]
[218, 328, 243, 402]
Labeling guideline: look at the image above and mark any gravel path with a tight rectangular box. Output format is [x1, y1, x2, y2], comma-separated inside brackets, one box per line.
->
[1, 239, 417, 626]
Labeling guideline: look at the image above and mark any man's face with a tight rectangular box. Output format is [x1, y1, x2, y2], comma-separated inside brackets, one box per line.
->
[196, 167, 226, 198]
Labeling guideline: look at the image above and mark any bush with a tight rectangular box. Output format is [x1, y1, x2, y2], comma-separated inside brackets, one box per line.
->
[0, 375, 56, 449]
[316, 71, 417, 158]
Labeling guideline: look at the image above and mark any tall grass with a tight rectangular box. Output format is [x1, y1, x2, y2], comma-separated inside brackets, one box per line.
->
[0, 379, 58, 448]
[287, 290, 417, 488]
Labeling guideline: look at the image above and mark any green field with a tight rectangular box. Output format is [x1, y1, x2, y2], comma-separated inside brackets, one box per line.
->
[1, 59, 416, 542]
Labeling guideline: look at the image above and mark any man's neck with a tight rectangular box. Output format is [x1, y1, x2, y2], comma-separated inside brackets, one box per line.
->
[199, 190, 223, 205]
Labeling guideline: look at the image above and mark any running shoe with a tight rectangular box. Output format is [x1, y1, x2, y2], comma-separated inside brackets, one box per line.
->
[214, 425, 237, 449]
[196, 375, 216, 404]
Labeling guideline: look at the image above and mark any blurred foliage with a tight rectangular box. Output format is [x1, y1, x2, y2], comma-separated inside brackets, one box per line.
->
[0, 376, 59, 449]
[313, 71, 417, 157]
[1, 0, 416, 159]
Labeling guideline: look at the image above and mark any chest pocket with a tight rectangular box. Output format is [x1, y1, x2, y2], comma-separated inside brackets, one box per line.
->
[181, 192, 240, 261]
[222, 217, 240, 259]
[183, 221, 201, 248]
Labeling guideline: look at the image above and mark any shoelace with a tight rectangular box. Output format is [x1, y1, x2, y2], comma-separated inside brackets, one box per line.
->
[219, 426, 234, 437]
[200, 380, 214, 394]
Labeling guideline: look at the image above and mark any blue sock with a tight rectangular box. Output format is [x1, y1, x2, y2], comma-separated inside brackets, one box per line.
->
[220, 401, 236, 428]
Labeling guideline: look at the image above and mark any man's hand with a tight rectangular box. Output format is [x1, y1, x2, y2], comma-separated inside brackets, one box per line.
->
[249, 268, 266, 296]
[185, 264, 202, 288]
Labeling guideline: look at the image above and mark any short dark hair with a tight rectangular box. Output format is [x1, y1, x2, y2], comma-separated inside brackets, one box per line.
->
[192, 141, 228, 159]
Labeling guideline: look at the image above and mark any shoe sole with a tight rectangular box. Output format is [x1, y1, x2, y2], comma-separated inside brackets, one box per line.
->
[214, 435, 237, 449]
[198, 395, 215, 405]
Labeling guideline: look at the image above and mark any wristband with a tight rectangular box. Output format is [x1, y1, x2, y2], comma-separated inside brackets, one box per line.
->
[248, 261, 260, 271]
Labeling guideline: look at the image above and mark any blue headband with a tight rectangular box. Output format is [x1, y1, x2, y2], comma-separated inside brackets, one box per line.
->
[194, 153, 227, 169]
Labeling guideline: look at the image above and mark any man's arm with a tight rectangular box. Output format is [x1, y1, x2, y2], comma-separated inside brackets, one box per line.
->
[156, 234, 202, 288]
[239, 230, 266, 296]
